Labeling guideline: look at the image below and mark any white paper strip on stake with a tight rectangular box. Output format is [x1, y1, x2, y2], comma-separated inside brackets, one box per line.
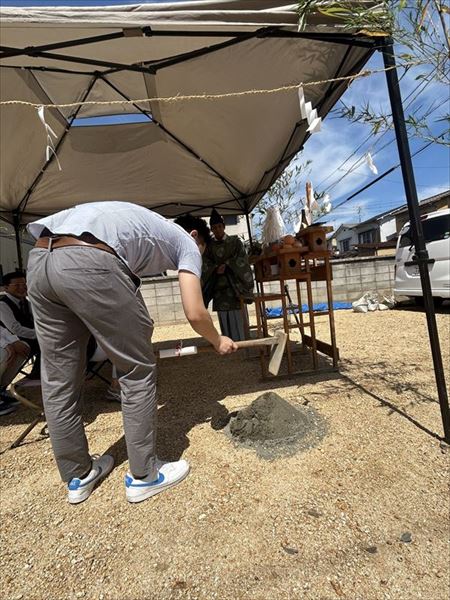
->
[366, 152, 378, 175]
[304, 101, 312, 120]
[308, 108, 318, 123]
[322, 193, 332, 214]
[298, 90, 322, 135]
[298, 87, 307, 119]
[307, 117, 322, 133]
[37, 105, 62, 171]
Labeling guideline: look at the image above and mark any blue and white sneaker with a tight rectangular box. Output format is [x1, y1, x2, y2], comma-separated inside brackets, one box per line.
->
[67, 454, 114, 504]
[125, 459, 190, 503]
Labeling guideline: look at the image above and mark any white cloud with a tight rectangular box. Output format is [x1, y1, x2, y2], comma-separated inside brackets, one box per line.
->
[417, 184, 450, 200]
[300, 117, 377, 201]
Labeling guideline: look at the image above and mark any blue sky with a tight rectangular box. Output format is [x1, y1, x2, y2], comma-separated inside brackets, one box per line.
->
[299, 50, 449, 229]
[2, 0, 449, 228]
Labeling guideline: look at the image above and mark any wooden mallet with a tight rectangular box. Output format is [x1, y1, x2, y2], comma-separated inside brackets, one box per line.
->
[158, 330, 288, 376]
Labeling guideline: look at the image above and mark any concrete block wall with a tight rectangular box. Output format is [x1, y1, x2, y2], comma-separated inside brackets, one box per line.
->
[141, 256, 396, 325]
[140, 277, 185, 324]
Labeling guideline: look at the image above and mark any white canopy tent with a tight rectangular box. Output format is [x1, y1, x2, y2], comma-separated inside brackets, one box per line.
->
[0, 1, 380, 224]
[0, 2, 449, 443]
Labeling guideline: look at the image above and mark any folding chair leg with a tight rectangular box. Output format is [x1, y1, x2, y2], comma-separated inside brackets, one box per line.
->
[8, 383, 47, 449]
[9, 413, 45, 449]
[9, 384, 42, 411]
[86, 360, 111, 385]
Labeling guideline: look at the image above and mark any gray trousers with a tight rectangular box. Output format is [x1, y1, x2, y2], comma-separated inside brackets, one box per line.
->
[27, 246, 157, 482]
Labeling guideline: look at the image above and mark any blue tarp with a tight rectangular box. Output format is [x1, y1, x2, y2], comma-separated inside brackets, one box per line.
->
[266, 302, 352, 318]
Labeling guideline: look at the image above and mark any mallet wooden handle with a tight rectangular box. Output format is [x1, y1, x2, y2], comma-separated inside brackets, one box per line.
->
[235, 337, 278, 348]
[195, 336, 278, 353]
[157, 333, 287, 375]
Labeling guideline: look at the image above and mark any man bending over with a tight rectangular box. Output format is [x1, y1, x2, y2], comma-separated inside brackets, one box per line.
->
[26, 201, 237, 505]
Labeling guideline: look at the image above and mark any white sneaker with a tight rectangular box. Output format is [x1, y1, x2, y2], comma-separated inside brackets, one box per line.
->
[67, 454, 114, 504]
[125, 459, 190, 503]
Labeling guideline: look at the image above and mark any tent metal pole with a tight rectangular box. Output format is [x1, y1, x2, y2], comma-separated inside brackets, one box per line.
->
[105, 27, 377, 76]
[1, 65, 97, 76]
[0, 30, 376, 63]
[17, 74, 98, 215]
[244, 206, 254, 248]
[128, 28, 277, 74]
[150, 197, 242, 214]
[0, 30, 132, 59]
[382, 39, 450, 442]
[99, 75, 244, 199]
[13, 212, 23, 271]
[0, 46, 157, 75]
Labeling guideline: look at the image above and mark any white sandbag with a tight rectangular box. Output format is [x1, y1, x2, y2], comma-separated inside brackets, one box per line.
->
[352, 292, 370, 313]
[381, 295, 395, 309]
[353, 303, 368, 313]
[353, 291, 395, 313]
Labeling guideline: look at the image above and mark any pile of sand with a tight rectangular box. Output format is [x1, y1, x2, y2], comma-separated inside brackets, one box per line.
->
[227, 391, 327, 458]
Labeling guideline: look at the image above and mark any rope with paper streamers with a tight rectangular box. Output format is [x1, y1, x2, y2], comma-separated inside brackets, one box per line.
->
[0, 59, 428, 109]
[37, 105, 62, 171]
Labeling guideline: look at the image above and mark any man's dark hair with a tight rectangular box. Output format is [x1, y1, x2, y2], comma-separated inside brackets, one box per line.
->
[174, 214, 211, 244]
[2, 271, 26, 286]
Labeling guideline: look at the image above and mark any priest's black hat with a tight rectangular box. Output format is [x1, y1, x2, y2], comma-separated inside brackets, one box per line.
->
[209, 209, 224, 227]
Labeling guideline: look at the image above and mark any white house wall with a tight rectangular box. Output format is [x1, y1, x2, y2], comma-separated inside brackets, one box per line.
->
[335, 227, 358, 251]
[379, 216, 398, 242]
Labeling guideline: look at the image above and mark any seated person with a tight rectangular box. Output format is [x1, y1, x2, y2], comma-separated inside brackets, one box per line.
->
[0, 325, 29, 415]
[0, 271, 40, 385]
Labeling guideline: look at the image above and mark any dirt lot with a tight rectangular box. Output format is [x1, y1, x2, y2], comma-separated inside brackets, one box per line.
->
[1, 308, 449, 600]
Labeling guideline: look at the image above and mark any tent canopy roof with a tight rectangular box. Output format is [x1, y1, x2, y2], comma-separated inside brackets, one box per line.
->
[0, 1, 380, 224]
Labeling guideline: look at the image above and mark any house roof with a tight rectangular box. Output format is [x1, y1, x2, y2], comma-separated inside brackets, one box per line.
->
[330, 190, 450, 236]
[374, 190, 450, 222]
[328, 223, 359, 239]
[354, 239, 397, 249]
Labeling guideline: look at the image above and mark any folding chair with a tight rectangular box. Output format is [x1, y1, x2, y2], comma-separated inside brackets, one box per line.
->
[8, 348, 113, 449]
[9, 383, 47, 449]
[86, 343, 113, 385]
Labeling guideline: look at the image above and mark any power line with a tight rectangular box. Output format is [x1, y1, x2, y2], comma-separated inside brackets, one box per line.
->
[315, 67, 440, 191]
[321, 72, 444, 196]
[323, 134, 443, 219]
[322, 99, 447, 199]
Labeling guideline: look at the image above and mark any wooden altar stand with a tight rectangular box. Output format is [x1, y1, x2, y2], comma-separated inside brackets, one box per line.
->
[249, 225, 339, 377]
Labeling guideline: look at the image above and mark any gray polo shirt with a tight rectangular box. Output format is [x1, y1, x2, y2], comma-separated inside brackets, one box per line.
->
[27, 201, 202, 279]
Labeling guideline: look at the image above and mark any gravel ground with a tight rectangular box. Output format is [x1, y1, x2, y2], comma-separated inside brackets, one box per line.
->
[1, 308, 449, 600]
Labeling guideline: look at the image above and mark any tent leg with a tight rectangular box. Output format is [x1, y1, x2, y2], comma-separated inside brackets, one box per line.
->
[13, 212, 23, 271]
[382, 39, 450, 443]
[244, 209, 253, 248]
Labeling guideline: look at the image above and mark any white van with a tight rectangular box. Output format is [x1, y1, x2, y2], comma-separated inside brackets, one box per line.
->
[394, 208, 450, 305]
